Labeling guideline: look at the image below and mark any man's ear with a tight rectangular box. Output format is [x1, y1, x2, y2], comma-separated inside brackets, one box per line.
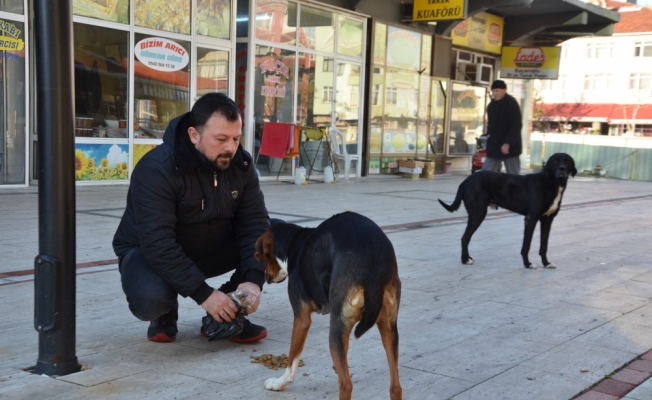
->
[188, 126, 200, 146]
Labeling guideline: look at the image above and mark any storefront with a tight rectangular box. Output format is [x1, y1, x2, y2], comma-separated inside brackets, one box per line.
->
[235, 0, 366, 180]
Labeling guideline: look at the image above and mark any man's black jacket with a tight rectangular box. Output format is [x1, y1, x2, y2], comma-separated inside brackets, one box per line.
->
[485, 93, 523, 159]
[113, 113, 270, 305]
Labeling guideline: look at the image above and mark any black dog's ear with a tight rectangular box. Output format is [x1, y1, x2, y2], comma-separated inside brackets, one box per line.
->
[571, 165, 577, 177]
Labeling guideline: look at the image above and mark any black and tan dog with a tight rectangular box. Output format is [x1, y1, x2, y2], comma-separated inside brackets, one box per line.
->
[438, 153, 577, 269]
[255, 211, 402, 400]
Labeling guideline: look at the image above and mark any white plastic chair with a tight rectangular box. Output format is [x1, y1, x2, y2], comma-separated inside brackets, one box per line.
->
[327, 127, 359, 180]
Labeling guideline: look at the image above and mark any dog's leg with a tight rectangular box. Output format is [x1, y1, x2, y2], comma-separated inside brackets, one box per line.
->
[539, 217, 556, 268]
[329, 303, 359, 400]
[522, 215, 538, 269]
[377, 287, 402, 400]
[461, 208, 487, 265]
[264, 304, 312, 391]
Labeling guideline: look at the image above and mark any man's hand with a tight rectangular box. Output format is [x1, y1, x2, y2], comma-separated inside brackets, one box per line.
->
[201, 290, 239, 323]
[237, 282, 261, 314]
[501, 144, 510, 155]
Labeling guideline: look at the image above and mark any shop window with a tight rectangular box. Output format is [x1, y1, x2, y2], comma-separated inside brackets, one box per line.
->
[236, 0, 249, 38]
[0, 18, 26, 184]
[73, 0, 129, 24]
[449, 82, 487, 156]
[0, 0, 22, 14]
[197, 0, 231, 39]
[323, 86, 333, 102]
[253, 46, 296, 174]
[386, 26, 421, 70]
[323, 58, 333, 72]
[133, 33, 191, 139]
[421, 35, 431, 74]
[134, 0, 190, 34]
[255, 0, 297, 45]
[299, 5, 334, 53]
[334, 63, 360, 149]
[197, 48, 229, 98]
[634, 42, 652, 57]
[337, 17, 363, 57]
[369, 68, 384, 157]
[73, 23, 129, 139]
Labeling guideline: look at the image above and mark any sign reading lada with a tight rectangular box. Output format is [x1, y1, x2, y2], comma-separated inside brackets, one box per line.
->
[500, 46, 561, 79]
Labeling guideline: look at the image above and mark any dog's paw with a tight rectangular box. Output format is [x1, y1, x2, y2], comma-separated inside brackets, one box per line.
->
[525, 263, 537, 269]
[544, 263, 557, 269]
[488, 203, 498, 210]
[464, 257, 474, 265]
[265, 377, 290, 391]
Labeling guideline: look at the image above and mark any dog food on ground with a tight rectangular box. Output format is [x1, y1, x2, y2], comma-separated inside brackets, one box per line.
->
[250, 354, 305, 370]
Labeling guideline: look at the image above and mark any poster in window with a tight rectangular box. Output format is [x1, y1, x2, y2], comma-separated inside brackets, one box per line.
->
[386, 26, 421, 70]
[73, 0, 129, 24]
[197, 0, 230, 39]
[75, 143, 130, 181]
[135, 0, 190, 35]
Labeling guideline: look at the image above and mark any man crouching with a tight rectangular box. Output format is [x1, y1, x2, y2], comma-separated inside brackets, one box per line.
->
[113, 93, 269, 343]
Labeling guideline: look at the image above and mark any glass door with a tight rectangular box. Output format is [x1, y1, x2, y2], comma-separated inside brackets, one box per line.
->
[333, 61, 360, 159]
[429, 77, 448, 155]
[449, 82, 488, 156]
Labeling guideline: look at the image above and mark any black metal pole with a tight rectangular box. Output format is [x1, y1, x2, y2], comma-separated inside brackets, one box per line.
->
[33, 0, 79, 376]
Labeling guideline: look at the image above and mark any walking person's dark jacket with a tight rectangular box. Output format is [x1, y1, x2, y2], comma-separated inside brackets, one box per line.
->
[485, 93, 523, 159]
[113, 113, 270, 306]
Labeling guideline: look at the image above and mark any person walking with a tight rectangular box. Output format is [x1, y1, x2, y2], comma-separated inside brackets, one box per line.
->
[482, 79, 523, 174]
[113, 93, 271, 344]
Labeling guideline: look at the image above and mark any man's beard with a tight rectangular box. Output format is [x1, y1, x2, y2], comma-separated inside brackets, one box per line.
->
[210, 152, 234, 170]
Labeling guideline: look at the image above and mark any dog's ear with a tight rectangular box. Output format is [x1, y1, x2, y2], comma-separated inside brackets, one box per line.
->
[570, 158, 577, 177]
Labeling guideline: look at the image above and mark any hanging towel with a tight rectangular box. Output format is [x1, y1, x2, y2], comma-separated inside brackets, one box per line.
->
[259, 122, 292, 159]
[286, 124, 300, 158]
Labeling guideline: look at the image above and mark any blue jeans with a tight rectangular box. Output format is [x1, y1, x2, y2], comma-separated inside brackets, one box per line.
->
[119, 218, 284, 321]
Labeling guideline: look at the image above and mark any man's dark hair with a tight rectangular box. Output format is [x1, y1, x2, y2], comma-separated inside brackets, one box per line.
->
[189, 93, 240, 134]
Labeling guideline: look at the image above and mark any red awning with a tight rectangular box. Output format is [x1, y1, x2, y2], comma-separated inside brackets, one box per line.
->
[540, 103, 652, 124]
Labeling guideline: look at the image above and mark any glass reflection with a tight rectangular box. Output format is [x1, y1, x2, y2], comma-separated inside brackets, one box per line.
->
[337, 17, 363, 57]
[450, 82, 487, 155]
[196, 48, 229, 97]
[255, 0, 297, 45]
[298, 6, 334, 53]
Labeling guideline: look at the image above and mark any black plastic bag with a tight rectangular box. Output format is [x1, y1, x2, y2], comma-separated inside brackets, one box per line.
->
[201, 310, 246, 341]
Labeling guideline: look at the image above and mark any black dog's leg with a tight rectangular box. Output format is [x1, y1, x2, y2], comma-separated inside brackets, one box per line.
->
[521, 215, 538, 268]
[461, 208, 487, 265]
[538, 217, 556, 268]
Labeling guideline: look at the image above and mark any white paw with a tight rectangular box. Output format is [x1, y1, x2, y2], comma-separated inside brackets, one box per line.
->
[544, 263, 557, 269]
[525, 263, 538, 269]
[465, 257, 474, 265]
[265, 377, 290, 391]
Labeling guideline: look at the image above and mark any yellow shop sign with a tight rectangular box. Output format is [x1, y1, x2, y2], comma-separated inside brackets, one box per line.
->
[500, 46, 561, 79]
[451, 12, 503, 55]
[413, 0, 467, 22]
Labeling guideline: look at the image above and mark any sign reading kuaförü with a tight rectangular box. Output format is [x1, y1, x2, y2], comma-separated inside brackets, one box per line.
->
[135, 37, 189, 72]
[413, 0, 467, 22]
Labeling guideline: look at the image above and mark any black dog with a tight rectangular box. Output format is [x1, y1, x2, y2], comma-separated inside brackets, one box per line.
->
[438, 153, 576, 268]
[255, 211, 402, 400]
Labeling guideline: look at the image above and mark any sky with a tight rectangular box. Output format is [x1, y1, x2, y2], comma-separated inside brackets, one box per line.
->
[637, 0, 652, 5]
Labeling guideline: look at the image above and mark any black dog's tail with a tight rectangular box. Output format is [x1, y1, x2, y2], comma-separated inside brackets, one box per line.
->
[353, 278, 387, 339]
[438, 184, 465, 212]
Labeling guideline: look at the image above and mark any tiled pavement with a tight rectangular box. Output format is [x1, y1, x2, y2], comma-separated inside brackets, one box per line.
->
[1, 173, 652, 399]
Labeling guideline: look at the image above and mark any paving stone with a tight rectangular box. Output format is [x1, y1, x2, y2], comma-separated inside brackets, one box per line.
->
[575, 391, 620, 400]
[613, 369, 652, 386]
[629, 360, 652, 374]
[593, 378, 636, 397]
[623, 377, 652, 400]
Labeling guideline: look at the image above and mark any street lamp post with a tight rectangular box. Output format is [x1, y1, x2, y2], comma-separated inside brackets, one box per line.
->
[33, 0, 80, 376]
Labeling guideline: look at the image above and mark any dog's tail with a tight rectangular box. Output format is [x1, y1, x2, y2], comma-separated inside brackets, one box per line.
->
[353, 277, 393, 339]
[438, 184, 465, 212]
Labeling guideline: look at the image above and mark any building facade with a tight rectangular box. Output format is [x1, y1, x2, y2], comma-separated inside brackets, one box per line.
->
[536, 0, 652, 136]
[0, 0, 618, 187]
